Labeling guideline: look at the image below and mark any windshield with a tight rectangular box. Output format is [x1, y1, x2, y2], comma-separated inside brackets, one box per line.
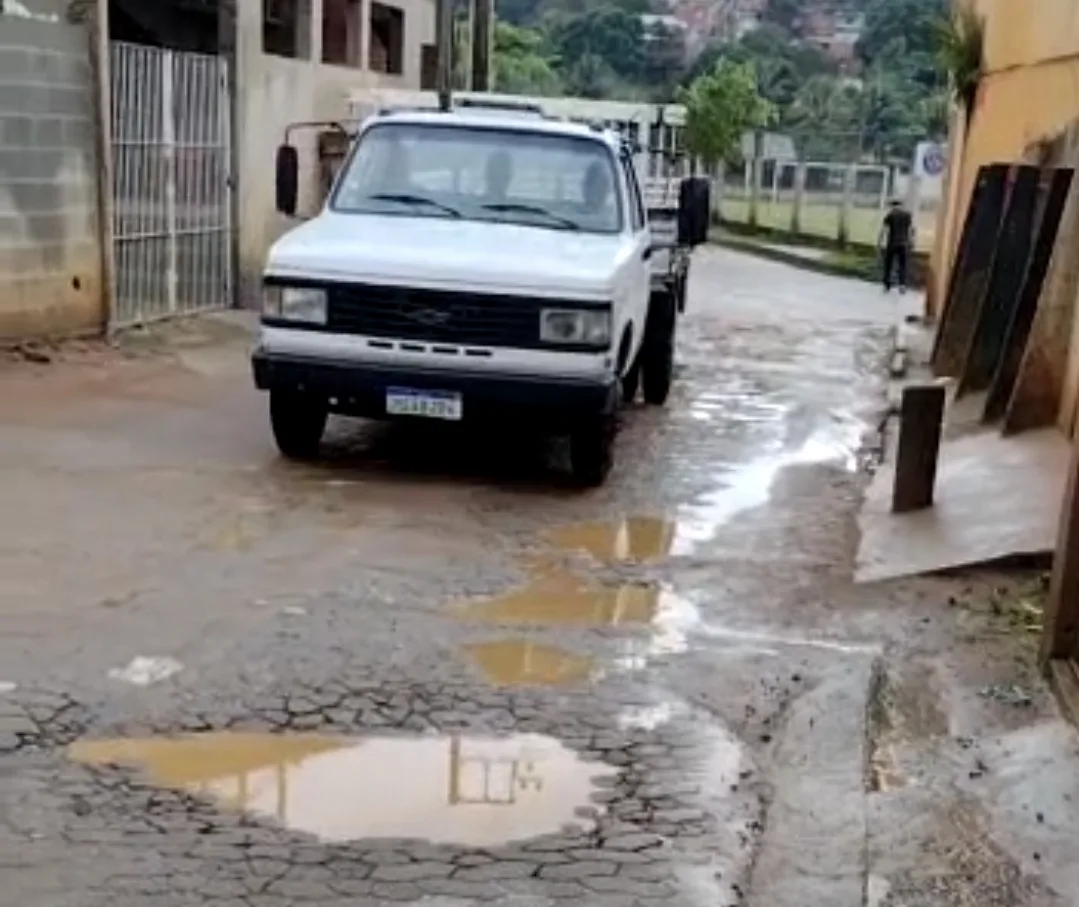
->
[331, 122, 624, 234]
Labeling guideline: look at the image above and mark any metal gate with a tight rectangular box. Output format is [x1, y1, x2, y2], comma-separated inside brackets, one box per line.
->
[109, 42, 232, 327]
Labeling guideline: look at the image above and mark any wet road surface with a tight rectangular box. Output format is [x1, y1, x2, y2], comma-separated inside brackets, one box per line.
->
[2, 248, 1077, 907]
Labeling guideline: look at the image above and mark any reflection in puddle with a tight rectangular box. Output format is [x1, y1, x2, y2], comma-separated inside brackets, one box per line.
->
[456, 568, 659, 627]
[544, 415, 865, 563]
[455, 567, 697, 641]
[545, 517, 676, 564]
[672, 416, 864, 553]
[70, 731, 615, 847]
[465, 640, 595, 687]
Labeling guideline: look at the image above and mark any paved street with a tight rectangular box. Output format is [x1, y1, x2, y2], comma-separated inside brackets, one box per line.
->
[1, 247, 1077, 907]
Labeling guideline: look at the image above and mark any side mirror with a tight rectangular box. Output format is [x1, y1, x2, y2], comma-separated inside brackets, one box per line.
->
[275, 144, 299, 217]
[677, 176, 711, 247]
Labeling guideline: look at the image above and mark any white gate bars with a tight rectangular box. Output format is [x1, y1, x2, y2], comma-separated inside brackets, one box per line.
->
[109, 42, 232, 327]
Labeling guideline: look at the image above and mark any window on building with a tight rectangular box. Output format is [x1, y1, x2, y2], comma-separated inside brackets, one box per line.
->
[369, 2, 404, 76]
[420, 43, 438, 90]
[322, 0, 362, 67]
[264, 0, 312, 59]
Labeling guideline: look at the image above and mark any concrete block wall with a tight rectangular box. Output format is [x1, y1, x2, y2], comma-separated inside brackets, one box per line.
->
[0, 0, 104, 340]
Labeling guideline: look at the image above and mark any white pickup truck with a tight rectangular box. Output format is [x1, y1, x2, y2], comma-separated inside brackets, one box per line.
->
[254, 102, 709, 485]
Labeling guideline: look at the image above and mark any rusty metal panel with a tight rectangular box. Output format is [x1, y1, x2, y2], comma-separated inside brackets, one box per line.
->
[985, 168, 1074, 423]
[959, 166, 1043, 396]
[932, 164, 1010, 377]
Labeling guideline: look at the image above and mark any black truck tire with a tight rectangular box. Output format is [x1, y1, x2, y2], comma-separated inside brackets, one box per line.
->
[270, 390, 328, 460]
[642, 290, 676, 406]
[570, 415, 616, 487]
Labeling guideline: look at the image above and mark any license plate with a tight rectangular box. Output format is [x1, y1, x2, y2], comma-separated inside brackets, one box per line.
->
[385, 387, 463, 421]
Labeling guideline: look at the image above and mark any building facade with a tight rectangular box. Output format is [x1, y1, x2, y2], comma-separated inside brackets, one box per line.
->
[930, 0, 1079, 436]
[232, 0, 437, 307]
[0, 0, 106, 340]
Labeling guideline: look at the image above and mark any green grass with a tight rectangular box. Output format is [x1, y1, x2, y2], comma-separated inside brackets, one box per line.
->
[718, 197, 937, 252]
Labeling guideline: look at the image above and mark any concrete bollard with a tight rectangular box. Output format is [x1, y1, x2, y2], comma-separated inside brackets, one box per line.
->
[892, 383, 947, 513]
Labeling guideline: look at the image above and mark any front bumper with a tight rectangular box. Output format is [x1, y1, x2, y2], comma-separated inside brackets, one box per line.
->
[251, 351, 620, 427]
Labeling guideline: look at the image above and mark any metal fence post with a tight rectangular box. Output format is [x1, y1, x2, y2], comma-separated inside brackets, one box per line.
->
[162, 51, 178, 316]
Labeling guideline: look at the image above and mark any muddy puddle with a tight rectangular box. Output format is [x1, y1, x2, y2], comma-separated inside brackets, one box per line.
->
[70, 731, 616, 846]
[453, 563, 698, 642]
[464, 640, 595, 687]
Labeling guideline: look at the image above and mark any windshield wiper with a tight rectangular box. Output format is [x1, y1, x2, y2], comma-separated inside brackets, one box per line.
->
[481, 203, 581, 231]
[366, 193, 462, 218]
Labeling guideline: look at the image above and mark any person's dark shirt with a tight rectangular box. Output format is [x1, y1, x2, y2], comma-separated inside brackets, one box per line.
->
[883, 207, 913, 249]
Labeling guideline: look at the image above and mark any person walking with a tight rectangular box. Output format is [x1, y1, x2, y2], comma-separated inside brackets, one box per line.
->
[878, 199, 914, 293]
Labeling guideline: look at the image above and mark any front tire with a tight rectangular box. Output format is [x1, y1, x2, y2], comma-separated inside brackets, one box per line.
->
[570, 416, 616, 487]
[270, 390, 328, 460]
[642, 291, 676, 406]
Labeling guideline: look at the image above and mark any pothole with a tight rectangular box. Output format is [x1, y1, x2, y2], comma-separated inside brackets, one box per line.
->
[70, 731, 618, 847]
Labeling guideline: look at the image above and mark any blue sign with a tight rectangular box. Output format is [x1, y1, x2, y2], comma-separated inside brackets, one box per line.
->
[923, 144, 946, 176]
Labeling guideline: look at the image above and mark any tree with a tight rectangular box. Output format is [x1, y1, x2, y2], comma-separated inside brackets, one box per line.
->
[544, 5, 646, 84]
[679, 60, 776, 167]
[763, 0, 805, 34]
[934, 4, 984, 126]
[493, 21, 563, 96]
[858, 0, 948, 68]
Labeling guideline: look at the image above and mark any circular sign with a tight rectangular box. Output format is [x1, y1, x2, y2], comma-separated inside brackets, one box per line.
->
[922, 144, 946, 176]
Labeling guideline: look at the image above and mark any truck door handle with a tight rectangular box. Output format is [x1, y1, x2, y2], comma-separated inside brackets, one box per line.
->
[641, 246, 653, 261]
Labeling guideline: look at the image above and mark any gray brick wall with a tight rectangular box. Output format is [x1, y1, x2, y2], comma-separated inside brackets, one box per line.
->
[0, 0, 103, 339]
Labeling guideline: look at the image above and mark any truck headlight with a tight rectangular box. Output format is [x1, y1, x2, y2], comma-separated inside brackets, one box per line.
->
[263, 286, 327, 325]
[539, 309, 611, 346]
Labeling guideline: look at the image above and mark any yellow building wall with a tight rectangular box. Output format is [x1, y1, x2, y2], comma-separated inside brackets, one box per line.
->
[931, 0, 1079, 431]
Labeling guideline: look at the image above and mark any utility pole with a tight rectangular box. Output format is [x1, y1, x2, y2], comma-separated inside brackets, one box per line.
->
[470, 0, 493, 92]
[435, 0, 455, 110]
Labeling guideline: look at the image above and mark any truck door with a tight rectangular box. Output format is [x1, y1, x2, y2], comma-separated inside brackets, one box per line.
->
[620, 150, 650, 366]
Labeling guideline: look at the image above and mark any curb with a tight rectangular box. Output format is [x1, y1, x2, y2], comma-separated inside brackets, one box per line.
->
[710, 236, 876, 284]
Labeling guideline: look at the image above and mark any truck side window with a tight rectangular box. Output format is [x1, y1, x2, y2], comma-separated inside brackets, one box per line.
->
[622, 156, 645, 232]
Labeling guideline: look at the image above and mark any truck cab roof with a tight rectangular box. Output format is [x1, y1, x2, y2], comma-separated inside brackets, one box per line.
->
[368, 107, 625, 153]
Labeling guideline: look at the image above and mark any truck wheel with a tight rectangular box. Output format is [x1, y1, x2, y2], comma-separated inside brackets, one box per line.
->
[570, 416, 616, 487]
[642, 291, 676, 406]
[270, 390, 328, 460]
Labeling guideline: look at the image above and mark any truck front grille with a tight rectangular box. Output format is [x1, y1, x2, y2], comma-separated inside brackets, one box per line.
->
[327, 283, 545, 348]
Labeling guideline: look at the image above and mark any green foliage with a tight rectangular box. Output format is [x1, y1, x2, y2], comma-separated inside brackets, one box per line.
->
[933, 4, 985, 113]
[493, 21, 563, 95]
[679, 61, 776, 167]
[484, 0, 956, 161]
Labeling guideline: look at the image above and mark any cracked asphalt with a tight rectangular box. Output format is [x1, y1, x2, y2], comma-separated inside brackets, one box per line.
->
[2, 247, 1077, 907]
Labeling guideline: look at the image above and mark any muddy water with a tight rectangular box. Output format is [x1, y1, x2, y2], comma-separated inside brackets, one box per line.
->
[70, 731, 615, 846]
[463, 639, 595, 687]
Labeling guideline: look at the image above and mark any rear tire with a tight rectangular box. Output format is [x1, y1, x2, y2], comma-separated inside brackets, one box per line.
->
[642, 291, 676, 406]
[570, 416, 616, 487]
[270, 390, 328, 460]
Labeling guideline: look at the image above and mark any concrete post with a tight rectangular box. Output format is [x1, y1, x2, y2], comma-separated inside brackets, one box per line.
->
[838, 163, 855, 247]
[791, 160, 806, 234]
[230, 0, 264, 310]
[90, 0, 118, 329]
[748, 130, 763, 228]
[892, 384, 947, 513]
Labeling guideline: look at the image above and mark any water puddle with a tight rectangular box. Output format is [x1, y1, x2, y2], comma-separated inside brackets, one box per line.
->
[454, 565, 697, 641]
[464, 640, 595, 687]
[70, 731, 616, 847]
[544, 517, 677, 564]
